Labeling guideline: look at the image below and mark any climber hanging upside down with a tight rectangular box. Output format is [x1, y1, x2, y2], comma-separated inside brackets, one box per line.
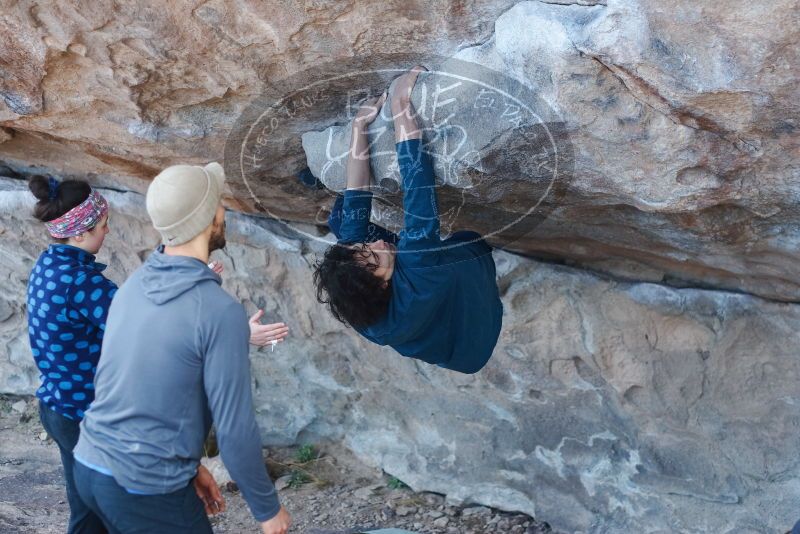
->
[313, 66, 503, 374]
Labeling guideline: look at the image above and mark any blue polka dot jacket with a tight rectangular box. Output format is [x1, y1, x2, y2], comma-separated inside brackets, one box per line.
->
[27, 244, 118, 420]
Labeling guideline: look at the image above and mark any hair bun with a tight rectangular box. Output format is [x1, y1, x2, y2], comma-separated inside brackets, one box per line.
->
[28, 175, 51, 202]
[29, 176, 91, 223]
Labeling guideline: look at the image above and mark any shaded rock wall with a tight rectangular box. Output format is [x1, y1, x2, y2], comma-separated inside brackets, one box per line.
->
[1, 178, 798, 533]
[300, 1, 800, 302]
[2, 0, 799, 302]
[2, 0, 798, 302]
[0, 0, 516, 202]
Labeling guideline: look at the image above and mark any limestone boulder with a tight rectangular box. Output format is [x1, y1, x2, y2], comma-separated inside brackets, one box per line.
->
[1, 0, 797, 301]
[1, 0, 799, 531]
[0, 0, 517, 201]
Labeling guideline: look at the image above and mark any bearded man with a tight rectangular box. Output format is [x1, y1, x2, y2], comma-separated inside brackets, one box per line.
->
[73, 162, 291, 534]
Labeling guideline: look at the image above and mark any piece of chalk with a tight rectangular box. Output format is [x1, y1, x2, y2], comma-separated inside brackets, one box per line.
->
[271, 339, 277, 352]
[208, 262, 215, 269]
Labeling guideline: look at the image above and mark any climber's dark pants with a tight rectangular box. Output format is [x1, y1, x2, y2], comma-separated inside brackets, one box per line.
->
[38, 401, 107, 534]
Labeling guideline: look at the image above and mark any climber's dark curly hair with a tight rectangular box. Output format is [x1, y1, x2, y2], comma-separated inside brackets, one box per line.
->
[313, 243, 392, 329]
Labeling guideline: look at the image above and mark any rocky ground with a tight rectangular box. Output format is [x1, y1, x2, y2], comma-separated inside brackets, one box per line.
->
[0, 395, 551, 534]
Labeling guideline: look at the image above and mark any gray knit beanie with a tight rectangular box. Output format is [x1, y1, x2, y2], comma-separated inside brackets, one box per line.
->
[146, 162, 226, 246]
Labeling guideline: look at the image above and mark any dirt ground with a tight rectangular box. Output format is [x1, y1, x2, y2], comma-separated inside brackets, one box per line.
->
[0, 395, 553, 534]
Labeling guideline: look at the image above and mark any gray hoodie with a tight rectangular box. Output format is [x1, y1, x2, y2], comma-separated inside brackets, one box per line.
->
[73, 248, 280, 522]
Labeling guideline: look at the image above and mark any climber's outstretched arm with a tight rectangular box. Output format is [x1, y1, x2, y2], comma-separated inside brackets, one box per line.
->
[334, 93, 396, 244]
[346, 92, 386, 192]
[391, 67, 425, 143]
[328, 193, 398, 244]
[391, 66, 440, 245]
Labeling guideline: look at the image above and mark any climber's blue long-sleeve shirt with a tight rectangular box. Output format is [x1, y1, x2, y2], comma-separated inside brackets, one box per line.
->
[329, 139, 503, 374]
[26, 244, 118, 420]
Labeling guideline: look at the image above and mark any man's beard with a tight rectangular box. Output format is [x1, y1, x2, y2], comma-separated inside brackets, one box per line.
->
[208, 220, 226, 253]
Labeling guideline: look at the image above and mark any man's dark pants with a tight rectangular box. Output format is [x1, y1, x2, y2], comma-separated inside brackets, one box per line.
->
[73, 460, 213, 534]
[38, 401, 107, 534]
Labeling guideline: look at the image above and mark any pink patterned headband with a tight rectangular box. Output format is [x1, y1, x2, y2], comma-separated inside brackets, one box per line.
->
[45, 189, 109, 239]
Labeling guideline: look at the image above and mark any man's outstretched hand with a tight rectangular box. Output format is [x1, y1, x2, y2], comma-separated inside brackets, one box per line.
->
[194, 465, 226, 515]
[204, 265, 288, 348]
[249, 310, 290, 347]
[260, 505, 291, 534]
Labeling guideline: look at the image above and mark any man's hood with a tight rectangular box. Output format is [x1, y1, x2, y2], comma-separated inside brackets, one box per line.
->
[140, 248, 220, 305]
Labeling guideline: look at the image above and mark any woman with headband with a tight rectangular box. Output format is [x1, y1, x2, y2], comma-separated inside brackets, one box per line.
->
[26, 175, 113, 533]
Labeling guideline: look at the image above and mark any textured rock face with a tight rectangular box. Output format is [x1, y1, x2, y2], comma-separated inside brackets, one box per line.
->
[0, 0, 516, 198]
[1, 0, 798, 302]
[1, 178, 798, 533]
[299, 1, 800, 302]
